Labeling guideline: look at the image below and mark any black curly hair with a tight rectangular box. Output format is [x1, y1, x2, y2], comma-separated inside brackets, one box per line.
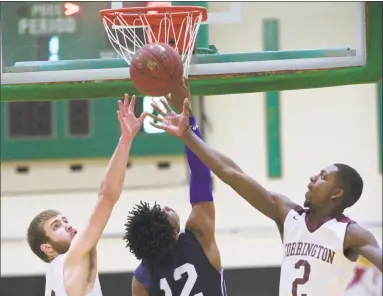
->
[123, 201, 178, 267]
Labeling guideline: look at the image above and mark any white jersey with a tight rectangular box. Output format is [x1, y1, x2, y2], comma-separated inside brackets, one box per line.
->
[279, 207, 356, 296]
[45, 253, 103, 296]
[345, 264, 382, 296]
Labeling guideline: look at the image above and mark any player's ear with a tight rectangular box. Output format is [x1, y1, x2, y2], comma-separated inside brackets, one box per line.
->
[40, 242, 53, 254]
[330, 188, 343, 200]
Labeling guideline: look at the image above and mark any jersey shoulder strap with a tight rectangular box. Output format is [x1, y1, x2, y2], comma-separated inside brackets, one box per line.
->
[134, 261, 152, 291]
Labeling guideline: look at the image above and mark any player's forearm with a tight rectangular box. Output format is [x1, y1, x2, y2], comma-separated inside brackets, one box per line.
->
[182, 129, 243, 184]
[186, 116, 213, 203]
[98, 136, 132, 203]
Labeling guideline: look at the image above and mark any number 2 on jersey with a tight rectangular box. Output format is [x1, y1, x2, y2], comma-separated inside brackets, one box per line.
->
[292, 260, 311, 296]
[160, 263, 203, 296]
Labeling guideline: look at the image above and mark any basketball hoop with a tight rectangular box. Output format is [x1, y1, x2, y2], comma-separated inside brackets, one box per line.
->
[99, 6, 208, 77]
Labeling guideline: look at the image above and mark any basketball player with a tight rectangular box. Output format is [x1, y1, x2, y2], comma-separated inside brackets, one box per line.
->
[27, 95, 147, 296]
[123, 89, 227, 296]
[148, 82, 382, 296]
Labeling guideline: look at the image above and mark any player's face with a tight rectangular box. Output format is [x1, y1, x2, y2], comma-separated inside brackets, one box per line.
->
[163, 206, 181, 235]
[41, 215, 78, 257]
[304, 165, 341, 208]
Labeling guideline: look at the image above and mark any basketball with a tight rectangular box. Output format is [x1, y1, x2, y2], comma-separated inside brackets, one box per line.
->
[129, 43, 184, 97]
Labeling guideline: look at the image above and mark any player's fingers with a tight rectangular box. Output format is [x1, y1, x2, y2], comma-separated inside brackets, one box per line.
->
[117, 111, 126, 127]
[149, 121, 166, 131]
[184, 78, 190, 88]
[129, 95, 136, 113]
[150, 103, 166, 117]
[124, 94, 130, 112]
[117, 111, 126, 131]
[138, 111, 149, 123]
[165, 93, 172, 102]
[118, 100, 124, 113]
[147, 112, 163, 123]
[117, 110, 123, 121]
[160, 97, 173, 113]
[183, 98, 190, 116]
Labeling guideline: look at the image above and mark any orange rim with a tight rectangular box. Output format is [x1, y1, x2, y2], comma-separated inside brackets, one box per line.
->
[99, 6, 208, 26]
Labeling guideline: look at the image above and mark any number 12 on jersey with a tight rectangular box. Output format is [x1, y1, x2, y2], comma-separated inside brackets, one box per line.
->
[160, 263, 203, 296]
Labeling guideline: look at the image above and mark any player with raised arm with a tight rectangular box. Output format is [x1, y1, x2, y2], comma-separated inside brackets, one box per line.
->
[148, 83, 382, 296]
[27, 95, 147, 296]
[123, 87, 226, 296]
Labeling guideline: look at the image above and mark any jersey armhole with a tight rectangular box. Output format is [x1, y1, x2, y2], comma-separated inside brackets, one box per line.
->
[293, 205, 305, 215]
[283, 205, 305, 224]
[338, 215, 358, 262]
[184, 230, 223, 274]
[133, 263, 152, 291]
[281, 205, 306, 242]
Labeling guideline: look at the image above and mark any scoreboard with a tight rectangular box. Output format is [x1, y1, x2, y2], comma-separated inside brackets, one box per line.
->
[1, 2, 187, 161]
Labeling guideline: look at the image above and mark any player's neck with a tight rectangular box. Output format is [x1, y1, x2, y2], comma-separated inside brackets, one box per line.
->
[307, 207, 342, 225]
[47, 252, 63, 263]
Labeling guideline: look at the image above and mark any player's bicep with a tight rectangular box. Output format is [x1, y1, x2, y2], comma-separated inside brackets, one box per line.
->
[346, 224, 382, 271]
[67, 196, 114, 258]
[186, 201, 215, 239]
[132, 277, 150, 296]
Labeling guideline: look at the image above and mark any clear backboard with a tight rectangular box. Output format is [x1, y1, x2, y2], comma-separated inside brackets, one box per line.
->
[0, 1, 382, 101]
[0, 1, 381, 162]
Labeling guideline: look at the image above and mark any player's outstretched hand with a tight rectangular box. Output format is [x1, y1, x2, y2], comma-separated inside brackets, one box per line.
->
[117, 94, 148, 141]
[166, 78, 192, 114]
[148, 97, 190, 138]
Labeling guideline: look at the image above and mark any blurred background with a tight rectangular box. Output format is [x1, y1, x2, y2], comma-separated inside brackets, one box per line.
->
[1, 1, 382, 296]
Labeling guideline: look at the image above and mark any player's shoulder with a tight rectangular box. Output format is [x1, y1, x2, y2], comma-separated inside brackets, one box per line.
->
[342, 220, 379, 257]
[179, 229, 208, 256]
[344, 221, 375, 244]
[335, 213, 355, 224]
[291, 205, 306, 215]
[47, 254, 66, 270]
[46, 254, 67, 289]
[133, 261, 152, 291]
[180, 228, 199, 244]
[283, 204, 307, 222]
[269, 191, 300, 222]
[331, 214, 357, 238]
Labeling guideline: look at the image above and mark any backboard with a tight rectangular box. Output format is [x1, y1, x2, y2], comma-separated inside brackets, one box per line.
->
[1, 1, 381, 101]
[0, 1, 381, 162]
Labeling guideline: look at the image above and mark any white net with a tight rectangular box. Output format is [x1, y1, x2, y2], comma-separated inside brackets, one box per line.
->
[101, 11, 204, 78]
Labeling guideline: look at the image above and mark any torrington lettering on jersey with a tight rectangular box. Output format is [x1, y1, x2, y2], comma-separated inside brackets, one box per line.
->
[285, 242, 336, 264]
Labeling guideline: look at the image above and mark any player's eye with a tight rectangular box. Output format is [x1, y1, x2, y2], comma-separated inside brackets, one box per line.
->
[53, 224, 59, 230]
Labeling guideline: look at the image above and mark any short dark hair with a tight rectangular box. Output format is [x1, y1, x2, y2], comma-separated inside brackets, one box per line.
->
[27, 209, 60, 262]
[123, 202, 177, 266]
[334, 163, 363, 209]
